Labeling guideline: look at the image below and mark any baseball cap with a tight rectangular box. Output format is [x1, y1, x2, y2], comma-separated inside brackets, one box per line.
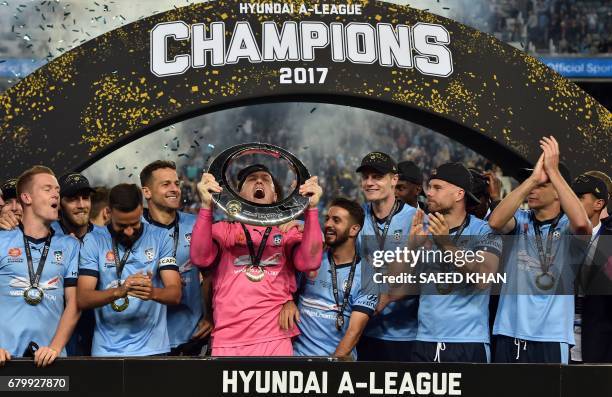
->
[429, 162, 480, 206]
[572, 174, 608, 201]
[356, 152, 398, 174]
[398, 161, 423, 185]
[237, 164, 273, 191]
[517, 162, 571, 183]
[1, 178, 18, 200]
[58, 173, 95, 198]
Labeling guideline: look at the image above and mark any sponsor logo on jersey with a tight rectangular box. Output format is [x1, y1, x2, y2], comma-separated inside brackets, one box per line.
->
[8, 275, 60, 301]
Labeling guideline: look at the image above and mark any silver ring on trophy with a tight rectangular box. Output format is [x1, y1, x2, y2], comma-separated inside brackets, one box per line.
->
[207, 142, 311, 226]
[23, 286, 44, 305]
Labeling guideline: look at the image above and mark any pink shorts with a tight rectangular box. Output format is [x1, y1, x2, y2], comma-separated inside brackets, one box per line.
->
[212, 338, 293, 357]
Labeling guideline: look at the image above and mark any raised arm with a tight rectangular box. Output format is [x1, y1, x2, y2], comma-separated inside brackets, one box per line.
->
[489, 154, 547, 234]
[541, 136, 591, 235]
[190, 173, 223, 267]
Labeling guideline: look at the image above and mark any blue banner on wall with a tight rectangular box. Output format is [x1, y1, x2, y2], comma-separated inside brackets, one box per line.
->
[539, 57, 612, 78]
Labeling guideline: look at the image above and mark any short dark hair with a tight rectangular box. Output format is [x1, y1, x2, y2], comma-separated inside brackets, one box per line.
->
[140, 160, 176, 187]
[109, 184, 142, 212]
[17, 165, 55, 196]
[90, 186, 110, 218]
[329, 197, 365, 229]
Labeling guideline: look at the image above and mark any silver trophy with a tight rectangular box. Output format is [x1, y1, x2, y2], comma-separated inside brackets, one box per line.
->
[207, 142, 311, 226]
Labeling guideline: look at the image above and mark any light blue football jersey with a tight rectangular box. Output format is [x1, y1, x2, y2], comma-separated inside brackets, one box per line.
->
[416, 214, 502, 343]
[143, 209, 203, 348]
[293, 251, 377, 358]
[79, 223, 178, 356]
[51, 221, 105, 239]
[358, 202, 418, 341]
[494, 209, 578, 344]
[0, 228, 79, 356]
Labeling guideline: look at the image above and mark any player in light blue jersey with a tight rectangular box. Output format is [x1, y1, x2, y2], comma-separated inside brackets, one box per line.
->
[77, 183, 182, 356]
[353, 152, 417, 361]
[140, 160, 212, 356]
[293, 198, 377, 359]
[489, 136, 591, 363]
[0, 166, 80, 367]
[411, 163, 502, 363]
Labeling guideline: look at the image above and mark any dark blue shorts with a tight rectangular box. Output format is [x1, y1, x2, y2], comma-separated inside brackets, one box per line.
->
[356, 336, 414, 362]
[493, 335, 569, 364]
[411, 341, 490, 363]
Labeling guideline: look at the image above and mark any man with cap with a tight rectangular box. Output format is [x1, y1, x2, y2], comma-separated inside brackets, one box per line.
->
[0, 166, 80, 367]
[191, 164, 323, 356]
[572, 173, 612, 362]
[0, 179, 23, 223]
[489, 136, 591, 363]
[395, 161, 423, 209]
[409, 162, 502, 362]
[354, 151, 418, 361]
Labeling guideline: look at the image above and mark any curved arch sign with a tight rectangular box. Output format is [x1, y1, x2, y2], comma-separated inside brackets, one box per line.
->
[0, 0, 609, 180]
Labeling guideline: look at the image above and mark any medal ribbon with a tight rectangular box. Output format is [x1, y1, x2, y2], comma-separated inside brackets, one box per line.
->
[328, 250, 358, 331]
[112, 238, 133, 284]
[21, 226, 53, 289]
[240, 224, 272, 268]
[531, 211, 562, 275]
[370, 200, 400, 250]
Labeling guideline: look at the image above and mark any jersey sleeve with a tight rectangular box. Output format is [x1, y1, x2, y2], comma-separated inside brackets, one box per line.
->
[473, 224, 503, 257]
[158, 230, 179, 273]
[79, 233, 100, 279]
[63, 238, 80, 287]
[351, 288, 378, 317]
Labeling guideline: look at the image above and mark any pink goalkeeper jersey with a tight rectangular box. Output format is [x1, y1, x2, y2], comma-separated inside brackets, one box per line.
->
[190, 208, 323, 348]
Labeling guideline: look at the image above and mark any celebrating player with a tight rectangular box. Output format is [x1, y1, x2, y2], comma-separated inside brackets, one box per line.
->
[190, 164, 323, 356]
[489, 136, 591, 364]
[0, 166, 80, 367]
[77, 184, 182, 356]
[292, 198, 377, 359]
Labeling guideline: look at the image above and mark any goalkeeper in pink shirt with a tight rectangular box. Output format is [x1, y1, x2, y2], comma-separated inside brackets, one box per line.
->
[190, 164, 323, 356]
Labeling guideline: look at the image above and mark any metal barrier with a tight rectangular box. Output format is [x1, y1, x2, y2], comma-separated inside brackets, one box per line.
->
[1, 358, 612, 396]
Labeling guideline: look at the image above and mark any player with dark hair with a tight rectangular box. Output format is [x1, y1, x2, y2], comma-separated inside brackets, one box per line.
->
[191, 165, 323, 356]
[489, 136, 591, 364]
[0, 179, 23, 224]
[354, 152, 417, 361]
[77, 183, 182, 356]
[0, 166, 80, 367]
[292, 197, 377, 359]
[140, 160, 212, 356]
[90, 187, 110, 227]
[395, 161, 423, 209]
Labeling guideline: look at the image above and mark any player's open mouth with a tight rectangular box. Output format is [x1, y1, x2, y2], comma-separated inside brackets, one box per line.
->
[254, 188, 265, 199]
[325, 229, 336, 237]
[51, 203, 58, 209]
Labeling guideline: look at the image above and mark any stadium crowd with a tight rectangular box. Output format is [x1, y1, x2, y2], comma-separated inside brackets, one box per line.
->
[483, 0, 612, 54]
[0, 135, 611, 367]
